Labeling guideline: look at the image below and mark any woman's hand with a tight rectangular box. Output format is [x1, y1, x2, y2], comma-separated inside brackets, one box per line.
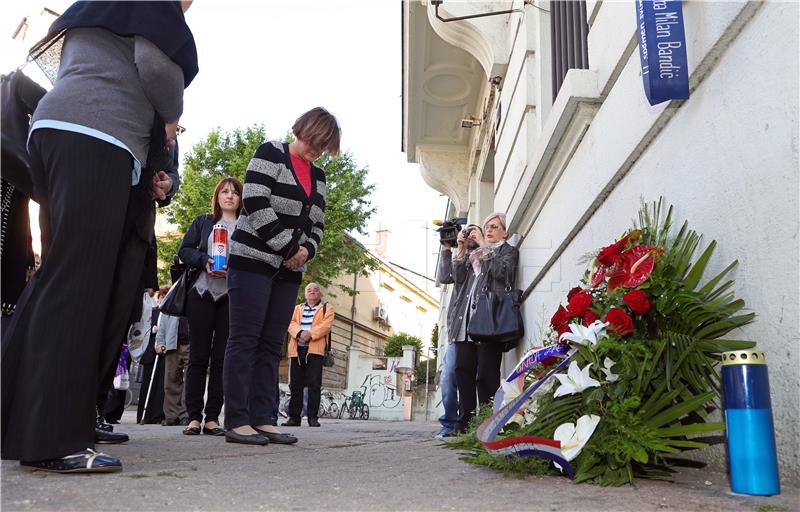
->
[205, 258, 227, 278]
[154, 345, 166, 355]
[165, 121, 179, 148]
[283, 246, 309, 270]
[470, 228, 487, 247]
[151, 170, 172, 200]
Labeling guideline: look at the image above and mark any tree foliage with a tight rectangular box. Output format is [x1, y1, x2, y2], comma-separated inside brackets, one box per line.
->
[383, 332, 423, 358]
[157, 125, 378, 294]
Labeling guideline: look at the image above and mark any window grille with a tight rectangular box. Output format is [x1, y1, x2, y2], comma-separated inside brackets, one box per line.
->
[550, 0, 589, 100]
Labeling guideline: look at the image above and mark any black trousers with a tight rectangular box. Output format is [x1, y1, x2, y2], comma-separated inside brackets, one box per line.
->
[288, 346, 323, 421]
[1, 130, 133, 461]
[454, 341, 503, 431]
[223, 268, 299, 429]
[185, 289, 229, 424]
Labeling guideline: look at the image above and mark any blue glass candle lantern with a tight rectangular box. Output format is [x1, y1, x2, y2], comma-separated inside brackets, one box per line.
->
[721, 350, 780, 495]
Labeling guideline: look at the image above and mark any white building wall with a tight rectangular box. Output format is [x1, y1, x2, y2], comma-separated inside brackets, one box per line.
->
[498, 1, 798, 480]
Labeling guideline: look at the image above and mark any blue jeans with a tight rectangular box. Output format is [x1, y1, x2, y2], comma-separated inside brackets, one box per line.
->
[438, 343, 459, 429]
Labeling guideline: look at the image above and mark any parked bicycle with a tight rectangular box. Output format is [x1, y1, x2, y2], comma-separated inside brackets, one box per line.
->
[318, 390, 340, 418]
[340, 387, 369, 420]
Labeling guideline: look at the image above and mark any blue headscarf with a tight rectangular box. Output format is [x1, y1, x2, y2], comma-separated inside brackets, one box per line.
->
[32, 1, 198, 87]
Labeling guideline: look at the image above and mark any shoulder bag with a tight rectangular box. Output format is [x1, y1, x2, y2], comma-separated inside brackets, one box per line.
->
[321, 302, 335, 367]
[467, 260, 524, 349]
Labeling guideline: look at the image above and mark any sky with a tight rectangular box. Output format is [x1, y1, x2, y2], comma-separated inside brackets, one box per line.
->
[2, 0, 449, 289]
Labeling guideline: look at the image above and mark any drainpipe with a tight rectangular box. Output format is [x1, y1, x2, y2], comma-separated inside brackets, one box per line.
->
[349, 271, 357, 350]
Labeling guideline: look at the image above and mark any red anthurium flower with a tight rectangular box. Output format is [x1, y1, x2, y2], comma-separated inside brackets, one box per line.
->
[607, 245, 663, 292]
[582, 310, 600, 325]
[589, 265, 606, 288]
[567, 290, 592, 316]
[550, 306, 572, 328]
[567, 287, 583, 301]
[605, 307, 634, 335]
[623, 290, 651, 315]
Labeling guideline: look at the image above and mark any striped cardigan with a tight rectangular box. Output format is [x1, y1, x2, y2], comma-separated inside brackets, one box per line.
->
[228, 141, 325, 280]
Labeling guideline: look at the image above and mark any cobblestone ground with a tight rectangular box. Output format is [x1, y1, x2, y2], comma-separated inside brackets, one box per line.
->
[2, 410, 797, 511]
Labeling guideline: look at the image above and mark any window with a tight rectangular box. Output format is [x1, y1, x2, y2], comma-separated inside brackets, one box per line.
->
[550, 0, 589, 100]
[416, 305, 428, 313]
[381, 282, 395, 292]
[399, 295, 412, 303]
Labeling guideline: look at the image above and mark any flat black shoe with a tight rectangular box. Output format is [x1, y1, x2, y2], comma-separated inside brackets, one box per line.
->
[95, 427, 129, 444]
[224, 431, 269, 445]
[281, 418, 301, 427]
[308, 418, 321, 427]
[202, 426, 226, 436]
[21, 449, 122, 473]
[253, 428, 298, 445]
[182, 426, 201, 436]
[95, 420, 113, 432]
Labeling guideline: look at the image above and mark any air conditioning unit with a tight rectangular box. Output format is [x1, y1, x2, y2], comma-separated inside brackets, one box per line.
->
[373, 305, 388, 322]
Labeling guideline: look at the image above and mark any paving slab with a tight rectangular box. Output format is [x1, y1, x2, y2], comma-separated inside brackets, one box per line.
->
[2, 411, 797, 511]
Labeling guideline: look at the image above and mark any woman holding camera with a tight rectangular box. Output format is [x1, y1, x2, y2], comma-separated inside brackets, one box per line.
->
[453, 212, 518, 433]
[178, 177, 242, 436]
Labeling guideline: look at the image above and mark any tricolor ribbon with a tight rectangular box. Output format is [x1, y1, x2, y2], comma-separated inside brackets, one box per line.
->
[476, 347, 576, 478]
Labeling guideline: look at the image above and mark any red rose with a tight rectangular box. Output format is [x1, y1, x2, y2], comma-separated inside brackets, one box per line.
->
[567, 290, 592, 316]
[605, 307, 634, 335]
[550, 306, 571, 328]
[567, 287, 583, 301]
[623, 290, 651, 315]
[582, 310, 600, 325]
[557, 324, 571, 343]
[596, 238, 628, 266]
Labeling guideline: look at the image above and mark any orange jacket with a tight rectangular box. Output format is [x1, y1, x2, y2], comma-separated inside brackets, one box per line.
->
[287, 302, 334, 358]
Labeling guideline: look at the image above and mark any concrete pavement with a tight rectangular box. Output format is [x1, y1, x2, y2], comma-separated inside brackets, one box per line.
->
[2, 410, 797, 511]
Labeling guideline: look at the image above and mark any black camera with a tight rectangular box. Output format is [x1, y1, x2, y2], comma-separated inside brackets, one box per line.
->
[434, 217, 467, 246]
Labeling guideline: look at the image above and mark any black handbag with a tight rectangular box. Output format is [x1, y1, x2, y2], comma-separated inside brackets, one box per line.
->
[159, 267, 195, 317]
[321, 303, 335, 367]
[467, 265, 524, 347]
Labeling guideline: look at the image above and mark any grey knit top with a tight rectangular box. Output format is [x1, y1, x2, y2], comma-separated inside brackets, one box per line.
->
[31, 27, 184, 184]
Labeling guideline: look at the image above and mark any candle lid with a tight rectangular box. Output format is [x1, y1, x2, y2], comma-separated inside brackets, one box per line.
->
[721, 350, 766, 366]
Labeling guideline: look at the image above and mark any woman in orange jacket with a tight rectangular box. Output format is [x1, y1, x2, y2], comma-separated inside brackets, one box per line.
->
[284, 283, 334, 427]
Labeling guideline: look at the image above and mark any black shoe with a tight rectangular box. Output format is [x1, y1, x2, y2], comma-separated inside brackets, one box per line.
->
[95, 427, 129, 444]
[308, 418, 320, 427]
[182, 426, 201, 436]
[224, 430, 269, 445]
[202, 426, 226, 436]
[281, 418, 301, 427]
[179, 417, 190, 426]
[21, 449, 122, 473]
[253, 428, 298, 445]
[162, 417, 181, 426]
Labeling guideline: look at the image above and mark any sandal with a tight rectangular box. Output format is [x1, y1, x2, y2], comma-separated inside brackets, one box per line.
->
[182, 426, 201, 435]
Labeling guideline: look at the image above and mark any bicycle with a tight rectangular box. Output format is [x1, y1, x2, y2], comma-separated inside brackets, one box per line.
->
[318, 390, 339, 418]
[345, 387, 369, 420]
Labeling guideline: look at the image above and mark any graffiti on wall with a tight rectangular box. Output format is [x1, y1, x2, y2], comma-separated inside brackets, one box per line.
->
[360, 374, 402, 409]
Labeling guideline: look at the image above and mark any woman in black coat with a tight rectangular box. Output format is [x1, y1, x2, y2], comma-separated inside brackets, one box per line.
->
[178, 177, 242, 436]
[453, 212, 519, 433]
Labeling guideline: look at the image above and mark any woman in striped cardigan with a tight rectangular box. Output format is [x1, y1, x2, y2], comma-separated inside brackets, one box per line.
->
[222, 107, 340, 445]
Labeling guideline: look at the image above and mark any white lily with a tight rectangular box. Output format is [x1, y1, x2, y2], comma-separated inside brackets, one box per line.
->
[558, 320, 609, 347]
[553, 414, 602, 468]
[602, 357, 620, 382]
[553, 361, 601, 398]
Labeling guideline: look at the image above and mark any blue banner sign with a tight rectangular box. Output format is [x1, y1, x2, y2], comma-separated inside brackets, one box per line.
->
[635, 0, 690, 105]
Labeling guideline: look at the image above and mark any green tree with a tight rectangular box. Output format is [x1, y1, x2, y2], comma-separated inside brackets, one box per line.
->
[383, 332, 423, 357]
[157, 125, 378, 294]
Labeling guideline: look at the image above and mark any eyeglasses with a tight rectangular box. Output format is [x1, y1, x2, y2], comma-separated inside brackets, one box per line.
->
[484, 223, 504, 230]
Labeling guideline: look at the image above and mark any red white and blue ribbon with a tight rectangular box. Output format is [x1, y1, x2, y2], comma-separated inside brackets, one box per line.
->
[476, 348, 576, 478]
